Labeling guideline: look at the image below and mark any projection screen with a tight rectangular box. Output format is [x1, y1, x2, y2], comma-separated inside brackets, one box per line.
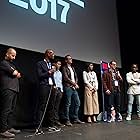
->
[0, 0, 121, 67]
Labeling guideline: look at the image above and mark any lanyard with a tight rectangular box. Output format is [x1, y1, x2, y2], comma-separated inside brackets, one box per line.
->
[47, 62, 52, 69]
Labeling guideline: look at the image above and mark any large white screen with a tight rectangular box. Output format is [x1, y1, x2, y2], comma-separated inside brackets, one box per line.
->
[0, 0, 121, 67]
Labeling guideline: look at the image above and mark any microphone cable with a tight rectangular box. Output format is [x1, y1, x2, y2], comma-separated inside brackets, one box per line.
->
[25, 85, 53, 138]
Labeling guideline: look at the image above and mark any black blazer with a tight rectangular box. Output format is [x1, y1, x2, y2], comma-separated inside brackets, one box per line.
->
[0, 60, 19, 92]
[36, 60, 55, 86]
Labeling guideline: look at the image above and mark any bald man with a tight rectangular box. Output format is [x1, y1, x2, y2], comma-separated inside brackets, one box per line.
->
[0, 48, 21, 138]
[35, 49, 62, 133]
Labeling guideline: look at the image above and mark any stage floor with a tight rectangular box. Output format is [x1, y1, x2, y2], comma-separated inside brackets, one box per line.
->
[1, 116, 140, 140]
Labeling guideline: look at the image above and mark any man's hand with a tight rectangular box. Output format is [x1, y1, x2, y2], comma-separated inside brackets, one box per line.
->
[13, 70, 18, 76]
[75, 84, 79, 89]
[16, 72, 21, 78]
[13, 70, 21, 78]
[105, 90, 111, 95]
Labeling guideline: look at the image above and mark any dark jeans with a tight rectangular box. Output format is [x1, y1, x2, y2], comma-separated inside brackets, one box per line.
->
[105, 91, 121, 119]
[37, 85, 56, 127]
[63, 87, 80, 121]
[53, 88, 63, 122]
[0, 89, 17, 132]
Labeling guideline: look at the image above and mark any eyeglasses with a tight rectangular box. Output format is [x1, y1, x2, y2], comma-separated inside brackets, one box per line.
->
[112, 63, 116, 66]
[67, 57, 72, 60]
[49, 51, 54, 54]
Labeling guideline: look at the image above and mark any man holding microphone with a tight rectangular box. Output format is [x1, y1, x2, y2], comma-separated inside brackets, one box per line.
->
[102, 60, 123, 123]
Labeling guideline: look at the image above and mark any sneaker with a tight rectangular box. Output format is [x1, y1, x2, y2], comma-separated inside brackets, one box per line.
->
[53, 126, 61, 131]
[0, 130, 15, 138]
[8, 128, 21, 134]
[102, 111, 108, 122]
[47, 126, 61, 133]
[107, 118, 112, 123]
[35, 129, 44, 135]
[115, 113, 122, 122]
[65, 121, 72, 126]
[116, 115, 122, 122]
[126, 115, 131, 121]
[73, 119, 85, 124]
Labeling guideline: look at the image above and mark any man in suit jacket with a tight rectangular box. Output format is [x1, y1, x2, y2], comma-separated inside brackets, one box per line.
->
[0, 48, 21, 138]
[36, 49, 61, 133]
[102, 60, 123, 123]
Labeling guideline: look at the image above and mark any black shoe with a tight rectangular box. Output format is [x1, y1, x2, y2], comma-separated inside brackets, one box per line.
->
[55, 121, 65, 127]
[8, 128, 21, 134]
[116, 113, 122, 122]
[73, 119, 85, 124]
[65, 121, 73, 126]
[116, 117, 122, 122]
[0, 130, 15, 138]
[137, 116, 140, 120]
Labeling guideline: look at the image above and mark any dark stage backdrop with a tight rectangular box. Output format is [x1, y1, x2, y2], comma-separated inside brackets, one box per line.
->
[0, 0, 121, 67]
[0, 45, 126, 128]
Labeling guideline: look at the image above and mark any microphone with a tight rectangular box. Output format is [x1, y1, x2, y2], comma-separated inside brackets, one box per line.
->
[115, 68, 118, 72]
[116, 70, 122, 80]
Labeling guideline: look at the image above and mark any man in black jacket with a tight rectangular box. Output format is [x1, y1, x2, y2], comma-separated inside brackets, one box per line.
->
[35, 49, 61, 133]
[0, 48, 21, 138]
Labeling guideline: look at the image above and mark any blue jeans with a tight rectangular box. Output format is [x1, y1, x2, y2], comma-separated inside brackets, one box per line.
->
[127, 94, 140, 116]
[64, 87, 80, 121]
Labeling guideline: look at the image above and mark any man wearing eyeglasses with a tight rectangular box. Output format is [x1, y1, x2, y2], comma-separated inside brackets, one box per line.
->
[102, 60, 123, 123]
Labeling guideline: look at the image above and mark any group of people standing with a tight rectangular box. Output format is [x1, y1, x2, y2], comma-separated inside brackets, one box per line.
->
[0, 48, 140, 138]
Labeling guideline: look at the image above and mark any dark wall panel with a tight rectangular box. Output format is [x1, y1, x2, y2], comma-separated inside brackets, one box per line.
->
[0, 44, 126, 128]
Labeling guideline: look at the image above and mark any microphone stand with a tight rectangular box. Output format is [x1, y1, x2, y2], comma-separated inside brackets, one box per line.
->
[97, 61, 108, 122]
[100, 61, 106, 121]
